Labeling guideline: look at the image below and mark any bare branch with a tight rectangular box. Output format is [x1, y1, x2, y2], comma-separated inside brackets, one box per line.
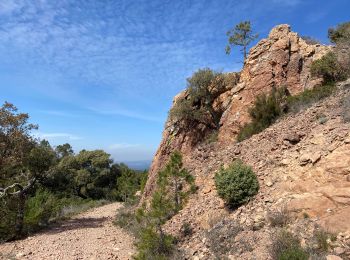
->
[0, 178, 36, 198]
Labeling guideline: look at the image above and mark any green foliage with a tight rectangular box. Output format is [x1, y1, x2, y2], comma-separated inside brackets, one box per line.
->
[1, 187, 107, 241]
[55, 143, 74, 158]
[157, 151, 196, 212]
[116, 164, 144, 203]
[215, 160, 259, 208]
[311, 22, 350, 84]
[24, 188, 59, 231]
[237, 87, 288, 141]
[180, 222, 193, 237]
[328, 21, 350, 44]
[169, 68, 225, 130]
[134, 227, 175, 260]
[314, 229, 335, 253]
[226, 21, 258, 60]
[286, 84, 336, 113]
[0, 101, 145, 240]
[132, 152, 194, 259]
[311, 52, 347, 83]
[271, 230, 309, 260]
[238, 84, 337, 141]
[278, 247, 309, 260]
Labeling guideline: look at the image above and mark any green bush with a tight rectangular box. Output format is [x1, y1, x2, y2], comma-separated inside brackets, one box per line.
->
[313, 229, 336, 253]
[271, 230, 309, 260]
[134, 227, 175, 260]
[237, 84, 336, 141]
[278, 247, 309, 260]
[311, 52, 347, 83]
[215, 160, 259, 208]
[237, 87, 287, 141]
[286, 84, 336, 113]
[169, 68, 225, 130]
[328, 21, 350, 44]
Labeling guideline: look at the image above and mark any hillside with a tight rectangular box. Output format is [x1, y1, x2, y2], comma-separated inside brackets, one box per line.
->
[142, 24, 330, 202]
[140, 24, 350, 259]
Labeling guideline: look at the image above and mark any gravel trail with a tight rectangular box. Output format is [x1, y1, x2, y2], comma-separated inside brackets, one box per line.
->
[0, 203, 135, 260]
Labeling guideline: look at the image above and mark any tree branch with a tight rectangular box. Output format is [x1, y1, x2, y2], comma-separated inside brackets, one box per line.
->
[0, 178, 36, 198]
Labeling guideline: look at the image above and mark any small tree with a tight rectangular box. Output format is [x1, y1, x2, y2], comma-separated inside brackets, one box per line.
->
[157, 151, 195, 212]
[225, 21, 258, 61]
[0, 102, 57, 238]
[134, 152, 195, 259]
[169, 68, 225, 130]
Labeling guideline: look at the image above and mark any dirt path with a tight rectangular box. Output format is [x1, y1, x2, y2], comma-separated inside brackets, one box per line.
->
[0, 203, 135, 260]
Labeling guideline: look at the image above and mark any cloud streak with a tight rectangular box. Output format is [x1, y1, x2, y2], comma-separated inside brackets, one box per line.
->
[35, 132, 82, 141]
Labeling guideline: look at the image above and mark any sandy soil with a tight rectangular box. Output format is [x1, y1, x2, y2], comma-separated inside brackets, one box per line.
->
[0, 203, 135, 260]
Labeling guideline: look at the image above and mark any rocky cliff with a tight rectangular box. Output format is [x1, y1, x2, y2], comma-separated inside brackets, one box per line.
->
[142, 24, 330, 202]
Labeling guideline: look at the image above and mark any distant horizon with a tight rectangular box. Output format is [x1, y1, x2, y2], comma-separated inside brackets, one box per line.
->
[1, 0, 349, 162]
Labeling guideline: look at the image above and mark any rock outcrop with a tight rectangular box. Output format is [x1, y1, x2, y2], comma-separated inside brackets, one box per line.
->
[219, 24, 331, 142]
[140, 23, 350, 259]
[142, 24, 330, 202]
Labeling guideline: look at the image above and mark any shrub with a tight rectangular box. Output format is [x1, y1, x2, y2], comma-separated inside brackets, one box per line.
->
[311, 52, 347, 83]
[267, 206, 290, 227]
[270, 230, 309, 260]
[134, 227, 175, 260]
[169, 68, 225, 130]
[237, 83, 337, 141]
[328, 22, 350, 44]
[180, 222, 193, 237]
[206, 220, 242, 257]
[215, 160, 259, 208]
[301, 36, 320, 45]
[237, 87, 288, 141]
[286, 84, 336, 114]
[314, 229, 336, 253]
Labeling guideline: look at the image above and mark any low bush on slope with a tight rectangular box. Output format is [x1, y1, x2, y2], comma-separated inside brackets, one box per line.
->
[215, 160, 259, 208]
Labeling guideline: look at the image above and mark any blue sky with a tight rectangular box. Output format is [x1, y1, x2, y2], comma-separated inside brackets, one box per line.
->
[0, 0, 349, 163]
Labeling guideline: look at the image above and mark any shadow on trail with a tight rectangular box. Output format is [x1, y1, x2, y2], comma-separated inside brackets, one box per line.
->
[44, 217, 108, 235]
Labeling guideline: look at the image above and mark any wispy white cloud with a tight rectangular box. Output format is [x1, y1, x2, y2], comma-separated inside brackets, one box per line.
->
[109, 143, 140, 150]
[35, 132, 82, 141]
[87, 106, 163, 122]
[37, 110, 79, 117]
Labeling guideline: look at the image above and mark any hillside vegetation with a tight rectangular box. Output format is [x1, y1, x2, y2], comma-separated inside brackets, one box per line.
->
[0, 102, 146, 241]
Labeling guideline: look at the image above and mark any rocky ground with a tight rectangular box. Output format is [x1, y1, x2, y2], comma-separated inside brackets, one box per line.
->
[0, 203, 135, 260]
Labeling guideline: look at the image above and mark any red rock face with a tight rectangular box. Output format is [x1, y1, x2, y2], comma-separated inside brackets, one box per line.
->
[141, 24, 330, 202]
[218, 24, 331, 143]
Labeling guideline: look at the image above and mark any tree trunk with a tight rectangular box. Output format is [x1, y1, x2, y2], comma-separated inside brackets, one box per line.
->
[15, 191, 26, 238]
